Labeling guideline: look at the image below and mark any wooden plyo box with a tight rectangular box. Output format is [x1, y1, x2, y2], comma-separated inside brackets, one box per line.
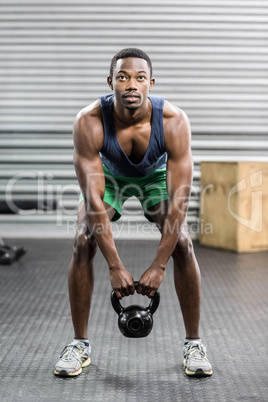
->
[199, 162, 268, 252]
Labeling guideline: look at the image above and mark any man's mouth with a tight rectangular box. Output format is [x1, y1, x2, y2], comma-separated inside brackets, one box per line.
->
[123, 93, 140, 99]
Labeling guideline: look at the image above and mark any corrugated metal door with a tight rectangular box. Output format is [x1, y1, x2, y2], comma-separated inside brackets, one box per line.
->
[0, 0, 268, 238]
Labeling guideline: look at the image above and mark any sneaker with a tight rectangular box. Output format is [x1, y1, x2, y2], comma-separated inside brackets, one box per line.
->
[183, 341, 212, 376]
[54, 341, 91, 377]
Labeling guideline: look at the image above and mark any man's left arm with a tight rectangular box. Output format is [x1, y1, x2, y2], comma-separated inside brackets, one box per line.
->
[137, 110, 193, 297]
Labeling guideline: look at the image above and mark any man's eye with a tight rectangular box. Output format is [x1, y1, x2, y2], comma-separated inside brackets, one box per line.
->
[138, 76, 145, 80]
[118, 75, 126, 80]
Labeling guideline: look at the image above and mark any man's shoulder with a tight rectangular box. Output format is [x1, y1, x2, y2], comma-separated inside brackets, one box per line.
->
[76, 98, 102, 123]
[73, 99, 104, 151]
[163, 100, 189, 131]
[163, 100, 191, 156]
[163, 99, 186, 120]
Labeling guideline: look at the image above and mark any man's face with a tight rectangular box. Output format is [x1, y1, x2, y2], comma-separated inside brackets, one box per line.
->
[108, 57, 155, 110]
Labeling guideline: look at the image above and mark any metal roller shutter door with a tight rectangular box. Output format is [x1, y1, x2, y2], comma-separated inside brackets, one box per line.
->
[0, 0, 268, 238]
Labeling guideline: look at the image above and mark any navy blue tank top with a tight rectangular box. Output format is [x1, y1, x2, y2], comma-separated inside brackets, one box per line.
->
[99, 94, 167, 177]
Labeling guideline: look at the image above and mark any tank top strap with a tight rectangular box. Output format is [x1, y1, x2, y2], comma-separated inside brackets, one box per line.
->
[148, 95, 166, 153]
[100, 94, 115, 151]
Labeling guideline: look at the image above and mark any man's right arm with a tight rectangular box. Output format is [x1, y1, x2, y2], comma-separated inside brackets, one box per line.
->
[72, 105, 134, 298]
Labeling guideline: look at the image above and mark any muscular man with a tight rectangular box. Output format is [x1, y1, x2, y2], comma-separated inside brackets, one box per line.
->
[54, 48, 212, 377]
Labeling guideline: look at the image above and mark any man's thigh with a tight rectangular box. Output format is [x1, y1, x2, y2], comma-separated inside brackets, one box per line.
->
[140, 169, 169, 222]
[145, 200, 169, 231]
[146, 200, 190, 242]
[77, 200, 116, 227]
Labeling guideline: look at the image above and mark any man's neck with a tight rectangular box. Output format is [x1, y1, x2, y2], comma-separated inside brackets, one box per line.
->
[113, 97, 152, 127]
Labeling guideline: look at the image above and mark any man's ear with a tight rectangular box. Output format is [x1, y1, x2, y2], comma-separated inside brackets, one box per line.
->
[107, 76, 113, 90]
[149, 77, 155, 91]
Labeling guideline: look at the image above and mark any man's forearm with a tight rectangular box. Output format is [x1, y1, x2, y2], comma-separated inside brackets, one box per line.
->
[152, 203, 187, 268]
[85, 200, 123, 269]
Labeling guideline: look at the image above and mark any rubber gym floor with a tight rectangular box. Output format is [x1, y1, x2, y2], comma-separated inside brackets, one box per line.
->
[0, 239, 267, 402]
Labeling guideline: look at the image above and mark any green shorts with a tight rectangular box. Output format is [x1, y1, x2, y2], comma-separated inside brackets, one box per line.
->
[79, 165, 169, 222]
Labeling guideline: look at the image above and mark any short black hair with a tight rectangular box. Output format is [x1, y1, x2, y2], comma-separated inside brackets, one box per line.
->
[109, 48, 153, 78]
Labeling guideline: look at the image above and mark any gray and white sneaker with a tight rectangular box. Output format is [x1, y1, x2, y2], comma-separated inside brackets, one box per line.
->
[54, 341, 91, 376]
[183, 341, 212, 376]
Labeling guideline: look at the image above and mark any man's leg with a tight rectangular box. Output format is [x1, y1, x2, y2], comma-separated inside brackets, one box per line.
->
[146, 201, 200, 338]
[54, 200, 116, 376]
[68, 200, 97, 340]
[172, 220, 201, 339]
[146, 201, 212, 376]
[69, 200, 116, 339]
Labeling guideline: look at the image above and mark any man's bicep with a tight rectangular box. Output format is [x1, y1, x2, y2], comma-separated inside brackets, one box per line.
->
[165, 110, 193, 199]
[166, 151, 193, 201]
[72, 112, 105, 200]
[74, 151, 105, 202]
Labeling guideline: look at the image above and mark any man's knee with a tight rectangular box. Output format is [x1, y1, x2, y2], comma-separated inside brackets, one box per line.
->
[172, 231, 194, 262]
[73, 223, 97, 261]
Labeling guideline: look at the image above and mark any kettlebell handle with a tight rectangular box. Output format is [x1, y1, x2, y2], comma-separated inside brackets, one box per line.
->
[110, 281, 160, 315]
[133, 282, 160, 314]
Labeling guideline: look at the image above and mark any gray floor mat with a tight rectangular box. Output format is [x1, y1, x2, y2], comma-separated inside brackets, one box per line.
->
[0, 239, 267, 402]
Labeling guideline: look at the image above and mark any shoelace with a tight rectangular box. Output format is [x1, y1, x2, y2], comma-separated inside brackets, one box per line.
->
[60, 344, 86, 364]
[184, 343, 207, 360]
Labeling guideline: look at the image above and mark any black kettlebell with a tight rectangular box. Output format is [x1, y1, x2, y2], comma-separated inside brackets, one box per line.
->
[111, 281, 160, 338]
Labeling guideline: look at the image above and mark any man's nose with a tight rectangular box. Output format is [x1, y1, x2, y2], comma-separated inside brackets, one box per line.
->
[126, 78, 137, 90]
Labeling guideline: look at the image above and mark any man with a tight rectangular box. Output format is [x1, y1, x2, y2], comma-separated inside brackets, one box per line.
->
[54, 48, 212, 377]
